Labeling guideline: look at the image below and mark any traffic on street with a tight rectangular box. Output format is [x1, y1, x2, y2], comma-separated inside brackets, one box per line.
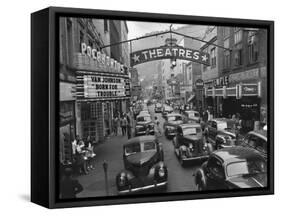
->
[59, 17, 268, 199]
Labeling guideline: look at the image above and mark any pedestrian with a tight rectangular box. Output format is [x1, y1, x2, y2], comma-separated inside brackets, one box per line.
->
[120, 116, 127, 136]
[85, 136, 95, 170]
[113, 117, 118, 136]
[154, 116, 161, 136]
[60, 167, 83, 199]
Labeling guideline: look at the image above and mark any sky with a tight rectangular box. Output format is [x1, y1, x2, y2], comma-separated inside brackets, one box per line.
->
[127, 21, 187, 39]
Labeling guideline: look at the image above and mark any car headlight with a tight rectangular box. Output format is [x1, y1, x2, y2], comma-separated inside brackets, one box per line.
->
[158, 167, 165, 177]
[166, 126, 175, 131]
[119, 173, 127, 187]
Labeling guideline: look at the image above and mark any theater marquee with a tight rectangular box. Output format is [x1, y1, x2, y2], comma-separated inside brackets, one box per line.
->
[76, 71, 130, 101]
[130, 46, 210, 66]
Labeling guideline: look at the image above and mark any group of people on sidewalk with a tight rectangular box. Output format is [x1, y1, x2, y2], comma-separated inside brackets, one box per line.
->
[71, 135, 96, 175]
[112, 111, 133, 139]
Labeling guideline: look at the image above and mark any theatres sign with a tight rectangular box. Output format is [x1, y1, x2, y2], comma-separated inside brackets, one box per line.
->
[130, 46, 210, 66]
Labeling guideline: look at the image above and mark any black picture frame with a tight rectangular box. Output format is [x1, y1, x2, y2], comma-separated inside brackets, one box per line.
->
[31, 6, 274, 209]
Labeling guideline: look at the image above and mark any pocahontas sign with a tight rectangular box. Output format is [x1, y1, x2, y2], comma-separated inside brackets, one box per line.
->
[130, 46, 210, 66]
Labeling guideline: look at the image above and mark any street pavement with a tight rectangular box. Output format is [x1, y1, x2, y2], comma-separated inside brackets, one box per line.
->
[76, 105, 200, 198]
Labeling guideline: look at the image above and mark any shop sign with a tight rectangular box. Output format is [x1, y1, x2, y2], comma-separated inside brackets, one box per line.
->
[80, 42, 127, 74]
[229, 68, 259, 83]
[76, 73, 130, 100]
[130, 46, 210, 66]
[241, 84, 259, 96]
[213, 76, 229, 87]
[195, 79, 204, 89]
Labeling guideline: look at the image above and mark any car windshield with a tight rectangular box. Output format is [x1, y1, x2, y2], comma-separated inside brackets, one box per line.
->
[125, 141, 156, 156]
[226, 160, 267, 177]
[143, 142, 156, 151]
[182, 127, 201, 136]
[189, 112, 199, 117]
[217, 122, 228, 130]
[168, 116, 182, 121]
[137, 116, 151, 122]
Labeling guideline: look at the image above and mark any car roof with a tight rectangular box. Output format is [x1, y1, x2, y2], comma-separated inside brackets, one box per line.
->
[137, 113, 150, 117]
[209, 118, 233, 124]
[124, 135, 156, 147]
[248, 130, 267, 140]
[212, 146, 265, 164]
[167, 113, 182, 117]
[185, 110, 198, 113]
[180, 123, 201, 128]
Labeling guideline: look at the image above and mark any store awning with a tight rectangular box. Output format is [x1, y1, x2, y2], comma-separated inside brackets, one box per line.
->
[187, 94, 195, 103]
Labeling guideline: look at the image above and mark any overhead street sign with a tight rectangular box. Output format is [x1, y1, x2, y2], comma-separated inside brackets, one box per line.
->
[130, 46, 210, 66]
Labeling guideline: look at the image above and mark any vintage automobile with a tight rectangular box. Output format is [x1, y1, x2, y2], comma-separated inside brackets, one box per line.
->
[163, 113, 184, 139]
[162, 105, 174, 120]
[240, 130, 267, 160]
[154, 103, 163, 113]
[172, 123, 213, 166]
[183, 110, 200, 123]
[194, 146, 267, 190]
[204, 118, 237, 149]
[135, 113, 155, 136]
[116, 136, 168, 194]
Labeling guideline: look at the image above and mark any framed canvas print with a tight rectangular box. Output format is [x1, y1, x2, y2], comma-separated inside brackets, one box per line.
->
[31, 6, 274, 208]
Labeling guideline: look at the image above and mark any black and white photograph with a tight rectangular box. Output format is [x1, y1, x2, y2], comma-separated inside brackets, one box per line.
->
[58, 16, 269, 199]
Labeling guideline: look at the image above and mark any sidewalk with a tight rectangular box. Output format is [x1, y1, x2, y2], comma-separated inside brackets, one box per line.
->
[76, 133, 129, 198]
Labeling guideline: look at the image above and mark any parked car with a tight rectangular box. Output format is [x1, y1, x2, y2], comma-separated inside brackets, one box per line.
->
[163, 113, 184, 139]
[194, 146, 267, 190]
[173, 123, 213, 166]
[240, 130, 267, 160]
[162, 105, 173, 120]
[116, 136, 168, 194]
[135, 113, 154, 136]
[154, 103, 163, 113]
[204, 118, 237, 149]
[183, 110, 200, 123]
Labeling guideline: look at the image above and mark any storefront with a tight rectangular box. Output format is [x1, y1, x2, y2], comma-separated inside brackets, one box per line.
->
[205, 82, 261, 132]
[59, 82, 76, 165]
[76, 71, 130, 142]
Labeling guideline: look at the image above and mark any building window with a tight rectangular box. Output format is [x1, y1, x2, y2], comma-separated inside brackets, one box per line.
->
[66, 19, 73, 64]
[210, 47, 216, 67]
[234, 28, 243, 44]
[248, 31, 259, 63]
[104, 19, 108, 32]
[222, 27, 230, 39]
[188, 66, 192, 80]
[234, 49, 243, 66]
[223, 50, 231, 69]
[79, 30, 84, 52]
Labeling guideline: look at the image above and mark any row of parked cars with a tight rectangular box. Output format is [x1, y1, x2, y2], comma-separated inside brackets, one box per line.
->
[115, 101, 268, 194]
[161, 110, 268, 191]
